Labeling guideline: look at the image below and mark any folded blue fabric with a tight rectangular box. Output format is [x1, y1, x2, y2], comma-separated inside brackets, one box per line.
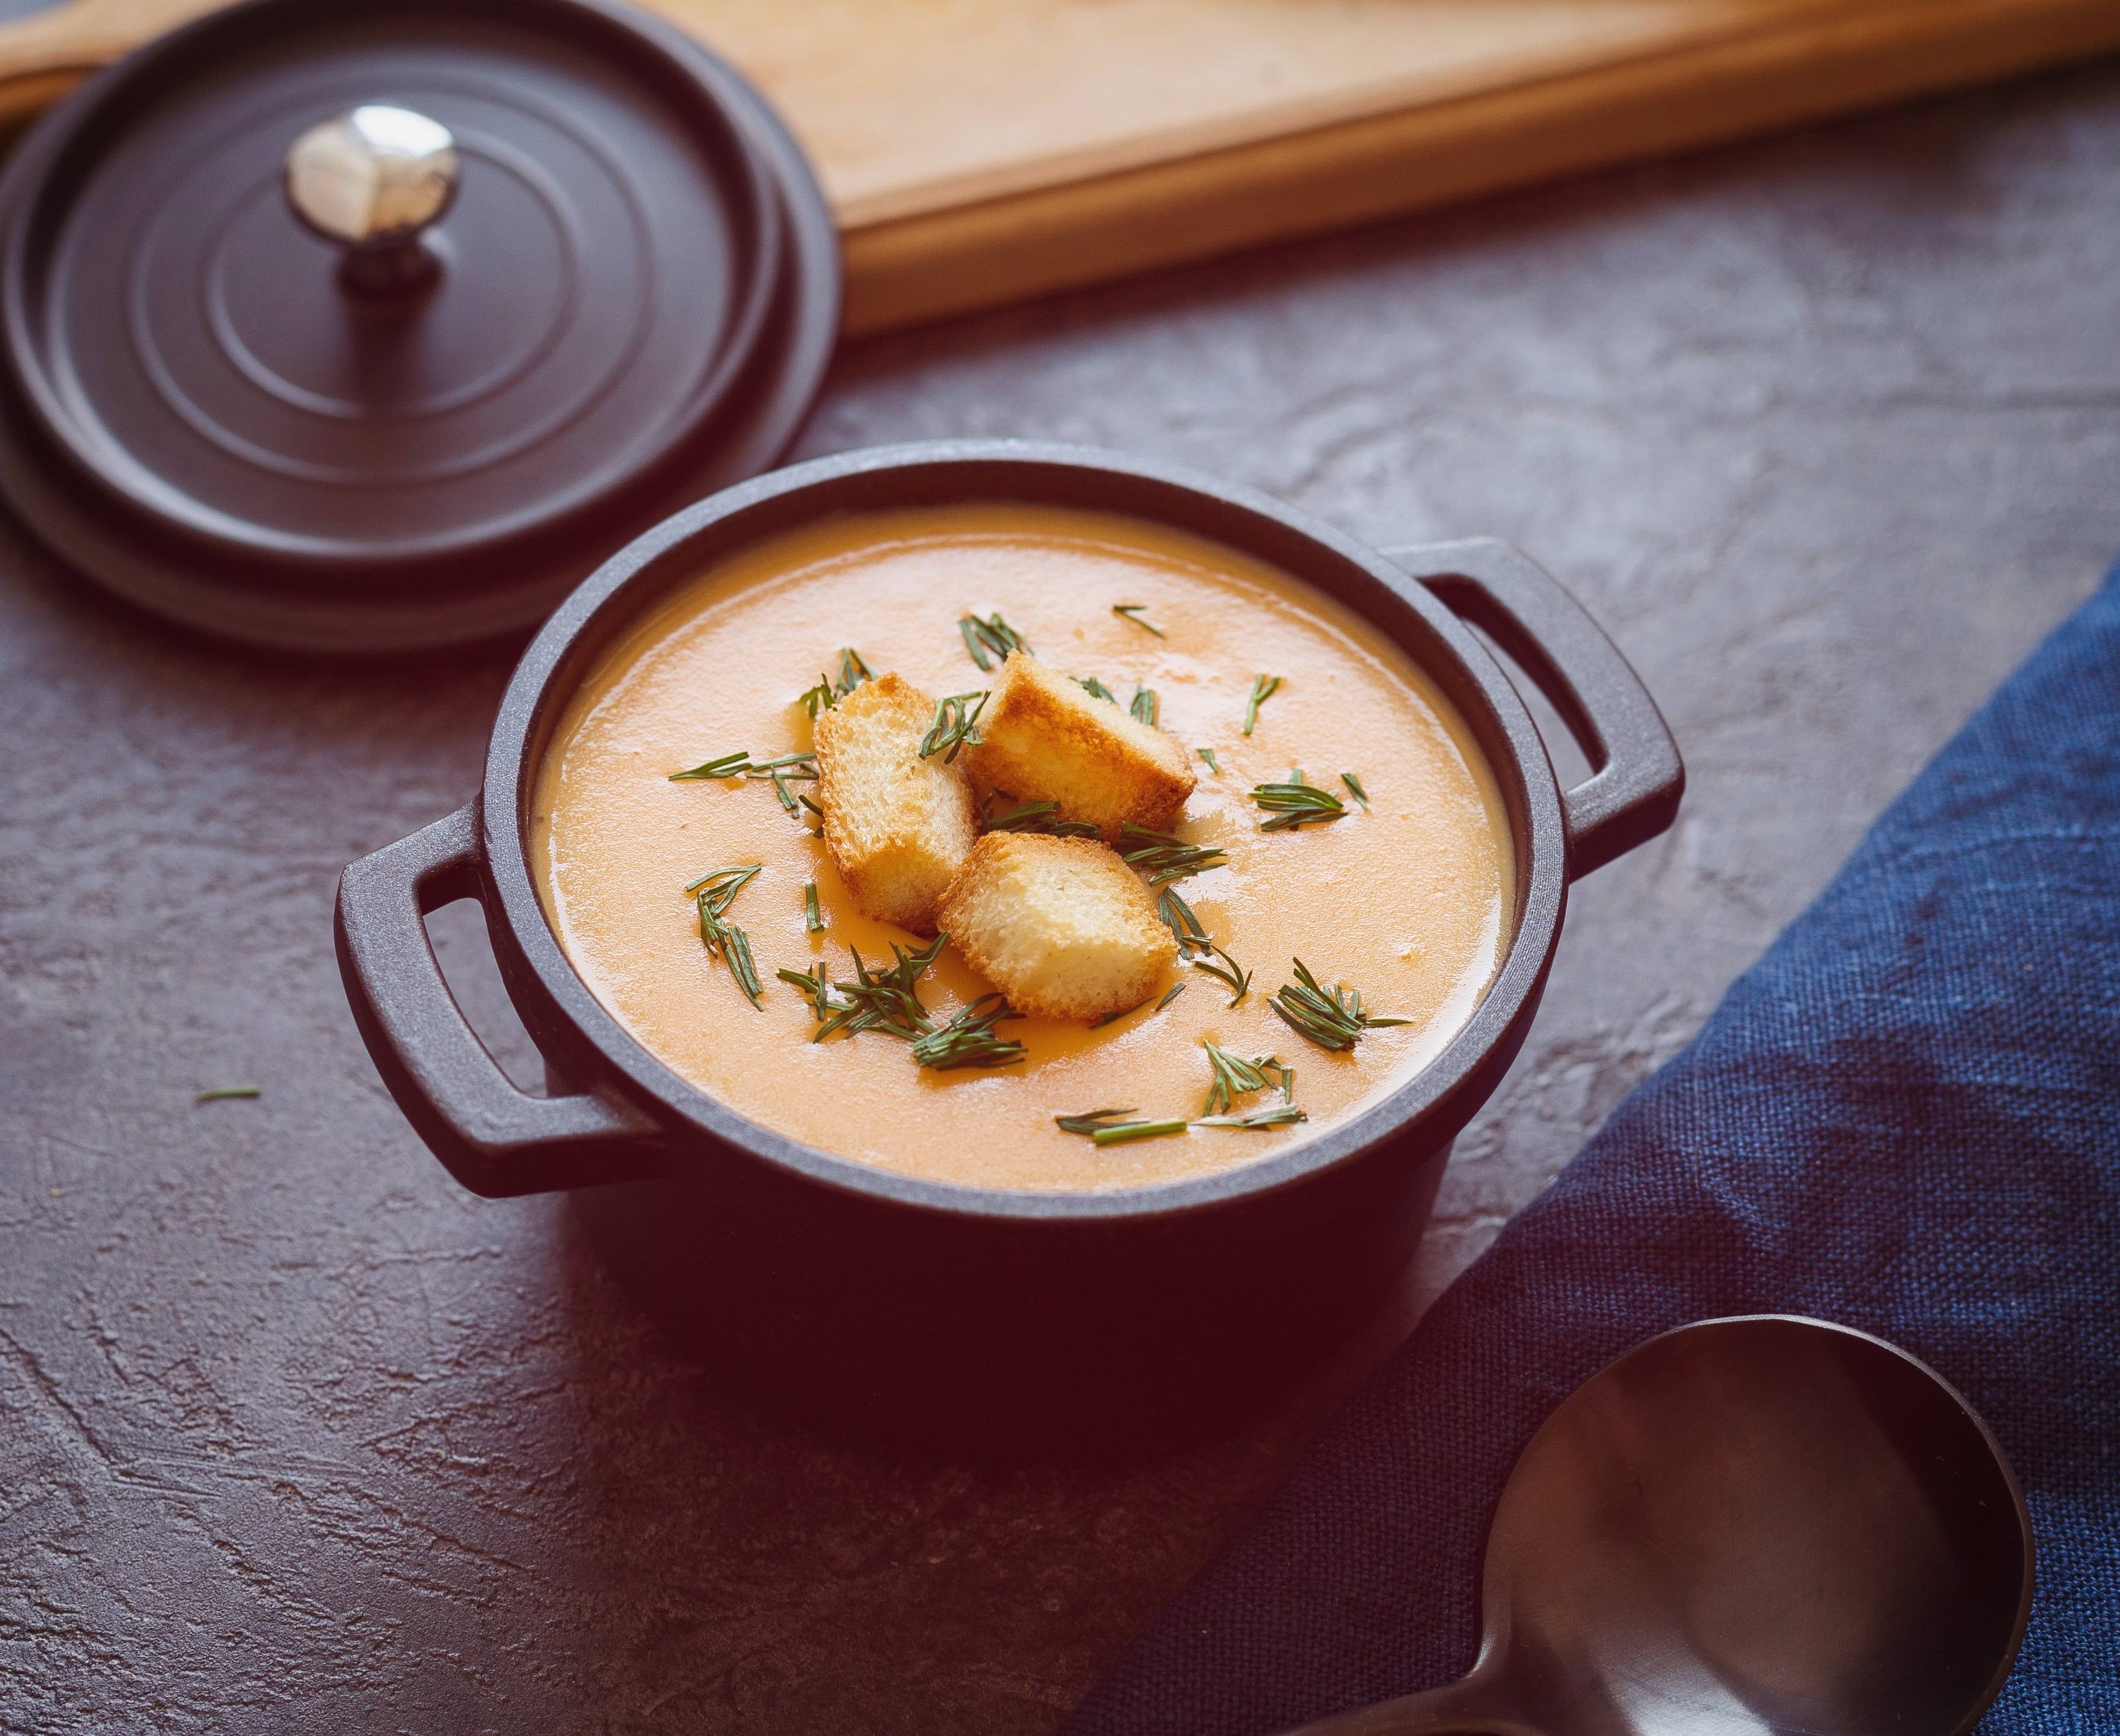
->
[1063, 566, 2120, 1735]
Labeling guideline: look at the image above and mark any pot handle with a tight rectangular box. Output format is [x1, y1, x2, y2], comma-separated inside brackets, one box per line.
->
[1385, 539, 1684, 879]
[334, 805, 665, 1199]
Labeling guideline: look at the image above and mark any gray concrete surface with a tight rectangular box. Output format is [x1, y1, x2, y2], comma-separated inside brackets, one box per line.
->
[4, 62, 2118, 1735]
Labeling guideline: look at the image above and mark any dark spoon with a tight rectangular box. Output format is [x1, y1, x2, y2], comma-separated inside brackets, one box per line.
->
[1285, 1315, 2033, 1736]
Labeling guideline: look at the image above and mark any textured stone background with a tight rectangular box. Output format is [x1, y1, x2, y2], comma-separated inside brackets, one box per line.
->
[4, 62, 2118, 1736]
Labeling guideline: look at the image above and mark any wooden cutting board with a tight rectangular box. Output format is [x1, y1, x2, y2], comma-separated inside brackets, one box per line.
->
[3, 0, 2116, 334]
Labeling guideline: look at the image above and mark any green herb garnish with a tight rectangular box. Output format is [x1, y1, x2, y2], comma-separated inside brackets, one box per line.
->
[784, 935, 950, 1043]
[1241, 674, 1281, 736]
[687, 862, 763, 911]
[804, 881, 823, 934]
[1200, 1040, 1293, 1116]
[776, 962, 834, 1020]
[670, 749, 751, 781]
[796, 648, 877, 720]
[1087, 1118, 1191, 1147]
[1112, 604, 1165, 638]
[1191, 946, 1252, 1006]
[1129, 686, 1158, 727]
[1086, 981, 1186, 1028]
[670, 750, 819, 785]
[1268, 959, 1411, 1052]
[1194, 1105, 1308, 1131]
[1120, 821, 1228, 886]
[919, 691, 988, 763]
[982, 795, 1101, 839]
[1251, 771, 1346, 832]
[910, 993, 1027, 1070]
[1078, 675, 1119, 703]
[1054, 1103, 1304, 1143]
[1153, 885, 1249, 1004]
[688, 863, 766, 1008]
[1157, 885, 1208, 952]
[959, 612, 1031, 671]
[800, 793, 825, 833]
[1198, 747, 1219, 774]
[1340, 771, 1370, 810]
[195, 1086, 260, 1102]
[1055, 1108, 1140, 1136]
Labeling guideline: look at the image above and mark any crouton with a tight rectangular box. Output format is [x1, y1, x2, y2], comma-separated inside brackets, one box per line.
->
[814, 674, 978, 934]
[937, 834, 1176, 1023]
[964, 652, 1196, 840]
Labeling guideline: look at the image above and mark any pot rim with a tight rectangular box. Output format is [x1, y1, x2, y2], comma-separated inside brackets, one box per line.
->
[482, 439, 1568, 1223]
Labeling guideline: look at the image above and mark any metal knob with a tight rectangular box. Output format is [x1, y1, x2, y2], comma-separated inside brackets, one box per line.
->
[285, 105, 459, 295]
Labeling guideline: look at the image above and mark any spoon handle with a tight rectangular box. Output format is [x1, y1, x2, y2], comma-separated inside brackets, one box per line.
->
[1276, 1670, 1542, 1736]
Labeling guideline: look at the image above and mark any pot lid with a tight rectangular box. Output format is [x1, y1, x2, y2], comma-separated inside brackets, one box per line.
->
[0, 0, 838, 651]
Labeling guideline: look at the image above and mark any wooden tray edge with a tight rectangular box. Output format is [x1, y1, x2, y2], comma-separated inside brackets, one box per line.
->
[841, 0, 2120, 336]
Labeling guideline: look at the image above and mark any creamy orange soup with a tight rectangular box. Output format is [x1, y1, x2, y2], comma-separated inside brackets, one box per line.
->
[531, 504, 1513, 1192]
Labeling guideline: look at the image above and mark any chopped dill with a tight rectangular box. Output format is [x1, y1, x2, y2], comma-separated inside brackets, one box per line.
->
[1152, 887, 1250, 1004]
[1054, 1098, 1305, 1143]
[1055, 1107, 1140, 1136]
[1120, 821, 1228, 886]
[1268, 959, 1411, 1052]
[1077, 675, 1119, 703]
[910, 993, 1027, 1070]
[959, 612, 1031, 671]
[1112, 604, 1165, 638]
[1195, 1105, 1308, 1131]
[1198, 747, 1219, 774]
[775, 962, 833, 1020]
[783, 935, 950, 1043]
[687, 863, 766, 1008]
[982, 794, 1101, 839]
[919, 691, 988, 763]
[804, 881, 823, 934]
[1241, 674, 1282, 736]
[795, 648, 876, 719]
[670, 749, 751, 781]
[670, 750, 818, 785]
[1200, 1040, 1293, 1116]
[1152, 982, 1187, 1014]
[686, 861, 763, 911]
[1129, 685, 1158, 727]
[1251, 771, 1346, 832]
[1088, 1118, 1191, 1147]
[1156, 885, 1210, 952]
[1340, 771, 1370, 810]
[195, 1086, 260, 1102]
[1190, 945, 1252, 1007]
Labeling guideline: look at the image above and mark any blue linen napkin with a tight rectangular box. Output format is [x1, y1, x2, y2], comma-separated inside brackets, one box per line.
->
[1062, 565, 2120, 1735]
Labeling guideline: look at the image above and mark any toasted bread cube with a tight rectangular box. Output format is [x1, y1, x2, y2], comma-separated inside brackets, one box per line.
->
[965, 652, 1196, 840]
[937, 834, 1177, 1023]
[814, 674, 977, 934]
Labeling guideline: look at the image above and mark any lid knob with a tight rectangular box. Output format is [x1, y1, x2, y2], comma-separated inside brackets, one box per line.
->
[284, 104, 459, 295]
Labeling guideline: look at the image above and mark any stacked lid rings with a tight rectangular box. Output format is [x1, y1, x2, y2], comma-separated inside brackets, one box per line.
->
[0, 0, 840, 650]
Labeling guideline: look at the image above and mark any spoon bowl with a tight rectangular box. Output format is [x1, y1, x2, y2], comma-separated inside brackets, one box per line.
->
[1289, 1315, 2033, 1736]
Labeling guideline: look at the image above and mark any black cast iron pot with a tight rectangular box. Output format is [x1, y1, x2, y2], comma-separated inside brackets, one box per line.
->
[335, 441, 1683, 1455]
